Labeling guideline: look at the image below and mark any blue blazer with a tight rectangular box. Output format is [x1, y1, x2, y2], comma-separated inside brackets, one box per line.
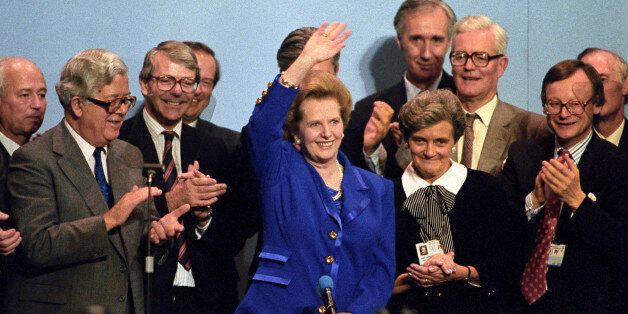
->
[237, 76, 395, 313]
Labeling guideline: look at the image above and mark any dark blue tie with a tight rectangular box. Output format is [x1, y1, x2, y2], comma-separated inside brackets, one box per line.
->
[93, 148, 114, 208]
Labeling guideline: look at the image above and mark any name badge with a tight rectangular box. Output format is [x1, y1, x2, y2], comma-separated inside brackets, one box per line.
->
[548, 244, 566, 267]
[416, 240, 444, 265]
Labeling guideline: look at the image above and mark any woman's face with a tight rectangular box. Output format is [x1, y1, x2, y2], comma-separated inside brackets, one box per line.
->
[296, 96, 344, 166]
[408, 120, 456, 183]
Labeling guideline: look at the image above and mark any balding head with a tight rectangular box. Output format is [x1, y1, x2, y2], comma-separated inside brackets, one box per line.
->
[0, 57, 47, 145]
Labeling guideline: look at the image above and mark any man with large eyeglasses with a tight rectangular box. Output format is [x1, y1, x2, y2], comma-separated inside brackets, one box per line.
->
[449, 15, 548, 176]
[119, 40, 251, 313]
[578, 48, 628, 154]
[3, 49, 189, 313]
[502, 59, 628, 312]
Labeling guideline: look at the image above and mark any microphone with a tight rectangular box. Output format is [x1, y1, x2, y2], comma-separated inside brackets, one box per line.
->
[318, 275, 337, 314]
[143, 163, 163, 185]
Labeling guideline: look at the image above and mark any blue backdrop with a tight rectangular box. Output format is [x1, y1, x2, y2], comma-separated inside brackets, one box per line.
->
[1, 0, 625, 133]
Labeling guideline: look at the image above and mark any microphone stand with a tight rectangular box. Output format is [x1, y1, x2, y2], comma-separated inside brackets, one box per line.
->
[144, 169, 157, 314]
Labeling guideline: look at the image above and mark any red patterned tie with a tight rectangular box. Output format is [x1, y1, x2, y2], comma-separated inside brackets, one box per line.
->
[521, 149, 571, 304]
[162, 131, 191, 271]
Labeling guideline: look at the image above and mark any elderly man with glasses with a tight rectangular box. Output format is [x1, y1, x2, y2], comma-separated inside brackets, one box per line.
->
[501, 59, 628, 312]
[3, 49, 189, 313]
[447, 15, 549, 176]
[119, 40, 252, 313]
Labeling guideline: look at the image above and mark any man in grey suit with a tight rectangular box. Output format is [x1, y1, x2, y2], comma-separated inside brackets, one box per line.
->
[0, 56, 47, 303]
[4, 49, 188, 313]
[448, 15, 548, 176]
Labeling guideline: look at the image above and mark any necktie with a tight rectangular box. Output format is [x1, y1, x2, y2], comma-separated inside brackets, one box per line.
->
[521, 149, 571, 304]
[162, 131, 177, 192]
[93, 148, 114, 208]
[162, 131, 192, 271]
[461, 113, 477, 168]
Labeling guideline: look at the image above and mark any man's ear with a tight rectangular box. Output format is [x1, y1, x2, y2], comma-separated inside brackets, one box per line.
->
[69, 96, 83, 118]
[140, 78, 150, 97]
[496, 55, 509, 78]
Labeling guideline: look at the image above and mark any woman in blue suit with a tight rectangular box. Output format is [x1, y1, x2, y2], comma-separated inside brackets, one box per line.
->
[237, 22, 395, 313]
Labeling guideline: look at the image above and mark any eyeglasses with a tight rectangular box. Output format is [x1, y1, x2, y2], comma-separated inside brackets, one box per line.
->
[449, 51, 504, 67]
[151, 75, 197, 93]
[543, 98, 592, 115]
[86, 96, 137, 113]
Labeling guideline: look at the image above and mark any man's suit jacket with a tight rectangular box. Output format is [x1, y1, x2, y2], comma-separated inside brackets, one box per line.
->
[4, 122, 148, 313]
[194, 118, 241, 158]
[452, 100, 550, 176]
[341, 72, 456, 178]
[119, 113, 257, 313]
[0, 144, 10, 304]
[0, 144, 8, 211]
[501, 133, 628, 312]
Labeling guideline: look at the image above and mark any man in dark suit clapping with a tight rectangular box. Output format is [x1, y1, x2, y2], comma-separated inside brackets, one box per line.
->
[502, 59, 627, 312]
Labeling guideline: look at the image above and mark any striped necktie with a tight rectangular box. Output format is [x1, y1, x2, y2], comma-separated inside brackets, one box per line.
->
[403, 185, 456, 253]
[161, 131, 192, 271]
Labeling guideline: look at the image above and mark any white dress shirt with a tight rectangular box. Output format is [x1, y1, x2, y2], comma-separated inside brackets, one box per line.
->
[594, 119, 624, 147]
[64, 120, 108, 182]
[0, 131, 21, 157]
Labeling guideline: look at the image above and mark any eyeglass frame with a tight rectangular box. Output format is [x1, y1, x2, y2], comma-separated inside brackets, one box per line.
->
[86, 96, 137, 113]
[150, 75, 198, 93]
[543, 97, 592, 115]
[449, 51, 504, 68]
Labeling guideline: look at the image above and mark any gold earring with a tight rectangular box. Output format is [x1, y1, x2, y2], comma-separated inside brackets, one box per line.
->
[294, 137, 301, 144]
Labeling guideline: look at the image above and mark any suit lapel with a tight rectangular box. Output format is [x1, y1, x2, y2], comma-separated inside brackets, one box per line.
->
[619, 117, 628, 150]
[478, 100, 512, 172]
[54, 123, 109, 217]
[106, 141, 135, 263]
[575, 135, 603, 194]
[339, 154, 371, 225]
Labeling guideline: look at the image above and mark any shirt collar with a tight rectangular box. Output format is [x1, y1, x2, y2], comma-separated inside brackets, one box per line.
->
[594, 119, 624, 147]
[402, 160, 467, 197]
[143, 106, 182, 139]
[0, 131, 21, 156]
[404, 70, 443, 101]
[64, 119, 107, 161]
[464, 95, 498, 126]
[554, 130, 592, 164]
[186, 119, 199, 128]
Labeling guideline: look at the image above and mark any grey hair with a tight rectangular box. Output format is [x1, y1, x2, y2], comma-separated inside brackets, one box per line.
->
[454, 15, 509, 55]
[55, 49, 128, 111]
[394, 0, 457, 39]
[577, 47, 627, 82]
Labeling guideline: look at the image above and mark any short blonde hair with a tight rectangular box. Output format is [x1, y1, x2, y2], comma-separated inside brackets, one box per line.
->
[454, 15, 509, 55]
[55, 49, 127, 111]
[398, 89, 465, 141]
[283, 71, 352, 140]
